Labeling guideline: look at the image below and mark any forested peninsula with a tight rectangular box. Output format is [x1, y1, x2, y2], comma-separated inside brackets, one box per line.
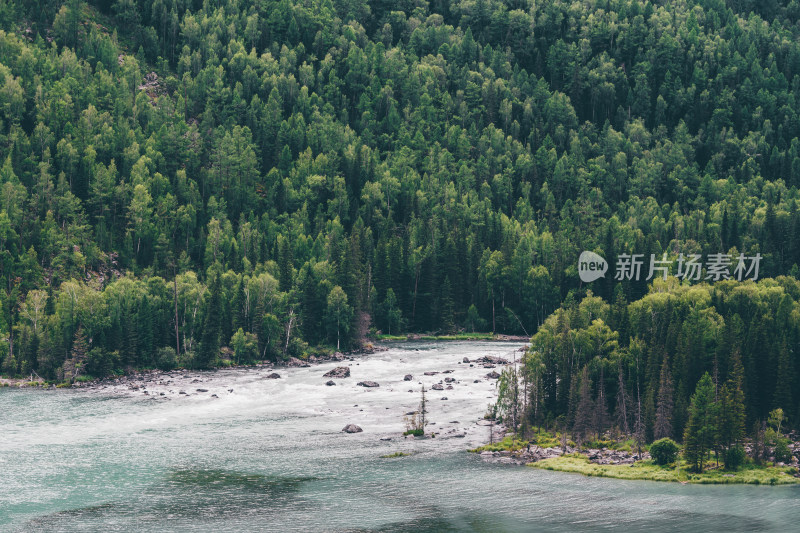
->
[2, 0, 800, 479]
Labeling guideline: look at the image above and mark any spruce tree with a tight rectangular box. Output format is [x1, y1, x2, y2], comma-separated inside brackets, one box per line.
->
[683, 373, 716, 472]
[773, 341, 793, 414]
[138, 296, 154, 367]
[277, 236, 293, 293]
[717, 348, 746, 468]
[439, 276, 455, 333]
[573, 366, 595, 443]
[68, 326, 89, 381]
[654, 356, 674, 439]
[197, 273, 222, 368]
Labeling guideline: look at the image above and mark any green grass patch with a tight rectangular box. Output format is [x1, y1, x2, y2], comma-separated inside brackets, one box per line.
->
[380, 452, 412, 458]
[470, 428, 567, 453]
[470, 436, 529, 453]
[530, 455, 800, 485]
[403, 429, 424, 437]
[583, 437, 644, 452]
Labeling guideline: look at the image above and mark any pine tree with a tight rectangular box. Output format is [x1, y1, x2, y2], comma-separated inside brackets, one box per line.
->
[439, 276, 455, 333]
[233, 276, 247, 333]
[197, 274, 222, 368]
[615, 362, 631, 434]
[138, 296, 154, 367]
[573, 366, 594, 443]
[717, 378, 746, 469]
[654, 356, 674, 439]
[683, 373, 716, 472]
[69, 326, 89, 381]
[593, 369, 610, 436]
[277, 235, 293, 293]
[773, 341, 793, 414]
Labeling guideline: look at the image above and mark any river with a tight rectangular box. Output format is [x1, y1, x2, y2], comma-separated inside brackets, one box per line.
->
[1, 341, 798, 532]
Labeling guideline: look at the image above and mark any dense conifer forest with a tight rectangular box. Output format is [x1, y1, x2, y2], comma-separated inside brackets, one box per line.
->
[1, 1, 800, 438]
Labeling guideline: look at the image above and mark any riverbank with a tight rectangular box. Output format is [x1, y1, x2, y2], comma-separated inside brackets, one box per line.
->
[0, 336, 530, 389]
[471, 432, 800, 485]
[373, 333, 530, 342]
[0, 345, 388, 389]
[531, 455, 800, 485]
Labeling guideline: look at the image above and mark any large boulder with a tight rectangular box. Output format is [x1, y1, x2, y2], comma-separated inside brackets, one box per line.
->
[342, 424, 363, 433]
[476, 355, 509, 365]
[357, 381, 380, 388]
[324, 366, 351, 378]
[431, 383, 444, 390]
[486, 371, 501, 379]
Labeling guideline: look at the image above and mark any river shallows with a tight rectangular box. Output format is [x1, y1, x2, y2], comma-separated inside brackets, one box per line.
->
[1, 341, 798, 532]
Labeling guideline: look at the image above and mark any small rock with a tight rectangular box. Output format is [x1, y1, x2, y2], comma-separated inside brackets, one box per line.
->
[326, 380, 336, 386]
[179, 391, 186, 394]
[342, 424, 363, 433]
[486, 371, 501, 379]
[211, 394, 218, 398]
[265, 373, 281, 379]
[357, 381, 380, 387]
[431, 383, 444, 390]
[473, 379, 481, 383]
[446, 385, 453, 390]
[404, 374, 413, 381]
[463, 357, 470, 363]
[424, 371, 439, 376]
[444, 377, 456, 383]
[196, 388, 208, 392]
[441, 397, 448, 400]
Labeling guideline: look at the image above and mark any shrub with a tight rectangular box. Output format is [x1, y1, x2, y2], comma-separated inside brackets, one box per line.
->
[775, 439, 793, 463]
[155, 347, 177, 370]
[85, 348, 119, 377]
[724, 444, 746, 470]
[650, 438, 680, 465]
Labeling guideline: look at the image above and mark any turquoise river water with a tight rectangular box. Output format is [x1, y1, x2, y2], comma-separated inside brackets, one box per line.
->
[1, 341, 798, 532]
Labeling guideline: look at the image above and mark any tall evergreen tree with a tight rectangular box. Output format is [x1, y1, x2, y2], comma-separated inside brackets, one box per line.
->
[683, 373, 716, 472]
[654, 356, 674, 439]
[197, 274, 222, 368]
[573, 366, 595, 442]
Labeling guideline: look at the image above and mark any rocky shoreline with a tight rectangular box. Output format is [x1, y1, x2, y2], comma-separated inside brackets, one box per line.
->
[478, 434, 800, 474]
[480, 444, 651, 466]
[0, 345, 389, 390]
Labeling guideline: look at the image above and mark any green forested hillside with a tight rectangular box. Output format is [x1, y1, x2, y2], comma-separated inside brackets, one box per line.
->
[0, 1, 799, 431]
